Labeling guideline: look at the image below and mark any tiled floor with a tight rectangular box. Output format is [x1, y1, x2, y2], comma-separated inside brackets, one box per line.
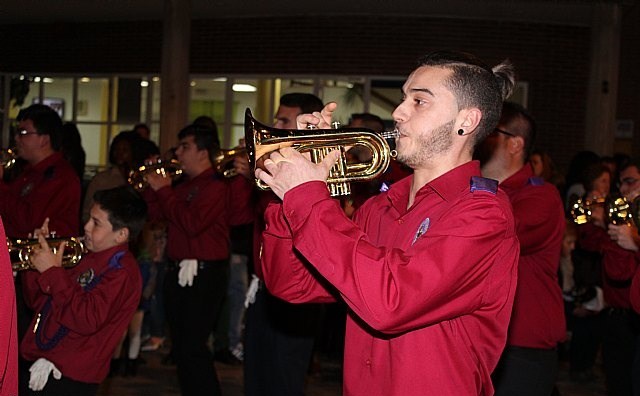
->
[98, 347, 606, 396]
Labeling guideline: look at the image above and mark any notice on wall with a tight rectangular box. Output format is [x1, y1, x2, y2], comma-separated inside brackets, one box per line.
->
[615, 119, 634, 139]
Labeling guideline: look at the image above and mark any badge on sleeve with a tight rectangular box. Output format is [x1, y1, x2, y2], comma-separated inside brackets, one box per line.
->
[77, 268, 95, 289]
[412, 217, 430, 245]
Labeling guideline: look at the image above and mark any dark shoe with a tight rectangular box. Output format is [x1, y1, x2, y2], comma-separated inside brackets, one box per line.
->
[161, 352, 175, 366]
[124, 358, 138, 377]
[108, 358, 123, 377]
[214, 349, 242, 365]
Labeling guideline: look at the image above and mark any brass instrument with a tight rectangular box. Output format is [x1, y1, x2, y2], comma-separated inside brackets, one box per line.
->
[569, 194, 638, 226]
[0, 148, 17, 169]
[213, 147, 246, 178]
[244, 108, 398, 197]
[7, 236, 85, 271]
[128, 159, 183, 191]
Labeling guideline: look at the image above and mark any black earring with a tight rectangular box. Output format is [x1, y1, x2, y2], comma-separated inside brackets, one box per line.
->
[457, 129, 464, 136]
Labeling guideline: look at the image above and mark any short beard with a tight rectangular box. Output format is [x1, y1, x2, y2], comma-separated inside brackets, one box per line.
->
[397, 119, 455, 168]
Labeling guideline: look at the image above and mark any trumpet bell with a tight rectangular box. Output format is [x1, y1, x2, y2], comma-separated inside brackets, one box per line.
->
[244, 108, 393, 197]
[213, 147, 246, 178]
[7, 237, 85, 271]
[0, 148, 17, 170]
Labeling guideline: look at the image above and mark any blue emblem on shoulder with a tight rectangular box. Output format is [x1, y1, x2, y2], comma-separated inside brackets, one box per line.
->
[470, 176, 498, 194]
[528, 176, 545, 186]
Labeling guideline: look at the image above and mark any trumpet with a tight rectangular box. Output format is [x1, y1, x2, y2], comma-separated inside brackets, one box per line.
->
[128, 159, 183, 191]
[244, 108, 398, 197]
[213, 147, 246, 178]
[569, 194, 638, 226]
[7, 236, 85, 271]
[0, 148, 17, 169]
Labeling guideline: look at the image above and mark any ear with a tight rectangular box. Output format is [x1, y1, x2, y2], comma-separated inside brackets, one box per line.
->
[115, 228, 130, 244]
[508, 135, 525, 155]
[458, 108, 482, 134]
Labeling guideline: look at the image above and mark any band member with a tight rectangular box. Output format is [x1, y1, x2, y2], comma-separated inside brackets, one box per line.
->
[254, 51, 518, 395]
[143, 124, 230, 396]
[19, 186, 147, 396]
[476, 102, 566, 396]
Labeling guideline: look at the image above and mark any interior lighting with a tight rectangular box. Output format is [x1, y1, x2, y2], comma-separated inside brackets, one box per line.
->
[232, 84, 257, 92]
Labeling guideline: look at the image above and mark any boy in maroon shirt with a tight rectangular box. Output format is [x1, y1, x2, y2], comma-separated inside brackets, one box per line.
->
[19, 186, 147, 396]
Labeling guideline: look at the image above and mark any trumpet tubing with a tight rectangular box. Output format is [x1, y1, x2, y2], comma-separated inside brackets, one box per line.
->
[213, 147, 247, 178]
[7, 237, 85, 271]
[128, 159, 183, 191]
[244, 108, 397, 197]
[569, 195, 638, 226]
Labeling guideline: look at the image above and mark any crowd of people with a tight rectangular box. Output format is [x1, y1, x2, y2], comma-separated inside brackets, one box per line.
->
[0, 49, 639, 396]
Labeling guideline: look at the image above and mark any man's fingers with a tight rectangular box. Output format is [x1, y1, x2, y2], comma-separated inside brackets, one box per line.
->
[321, 150, 342, 173]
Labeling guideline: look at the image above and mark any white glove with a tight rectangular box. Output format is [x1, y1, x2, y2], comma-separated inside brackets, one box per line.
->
[178, 259, 198, 287]
[244, 275, 260, 308]
[29, 357, 62, 391]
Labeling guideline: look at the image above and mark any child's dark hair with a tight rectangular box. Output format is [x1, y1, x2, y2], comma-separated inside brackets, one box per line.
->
[93, 186, 148, 240]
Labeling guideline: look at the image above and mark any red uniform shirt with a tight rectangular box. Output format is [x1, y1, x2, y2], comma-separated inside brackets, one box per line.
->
[0, 219, 17, 396]
[145, 168, 229, 261]
[500, 165, 566, 348]
[629, 258, 640, 314]
[579, 222, 637, 308]
[20, 245, 141, 383]
[260, 161, 519, 396]
[0, 152, 81, 237]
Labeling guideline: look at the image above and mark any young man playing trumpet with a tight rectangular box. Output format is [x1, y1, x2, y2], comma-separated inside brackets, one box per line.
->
[254, 51, 519, 395]
[142, 123, 230, 396]
[19, 186, 147, 396]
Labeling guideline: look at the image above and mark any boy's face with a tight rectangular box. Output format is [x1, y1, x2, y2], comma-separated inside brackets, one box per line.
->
[84, 204, 127, 253]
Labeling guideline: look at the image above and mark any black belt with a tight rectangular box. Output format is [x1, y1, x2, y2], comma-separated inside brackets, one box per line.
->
[169, 259, 227, 270]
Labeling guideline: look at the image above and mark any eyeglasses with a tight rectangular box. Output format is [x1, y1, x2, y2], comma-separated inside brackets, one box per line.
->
[493, 128, 516, 137]
[619, 177, 639, 188]
[15, 129, 39, 136]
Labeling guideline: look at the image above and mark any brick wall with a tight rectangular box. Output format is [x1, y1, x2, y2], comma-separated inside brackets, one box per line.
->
[2, 11, 638, 172]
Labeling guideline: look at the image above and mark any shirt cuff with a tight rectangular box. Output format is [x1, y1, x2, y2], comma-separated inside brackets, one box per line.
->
[282, 181, 330, 232]
[37, 267, 72, 295]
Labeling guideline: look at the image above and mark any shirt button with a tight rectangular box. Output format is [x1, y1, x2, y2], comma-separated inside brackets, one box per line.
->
[398, 219, 404, 224]
[366, 359, 371, 366]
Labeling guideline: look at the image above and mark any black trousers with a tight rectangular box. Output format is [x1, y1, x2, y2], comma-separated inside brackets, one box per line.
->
[601, 308, 640, 396]
[164, 260, 229, 396]
[244, 286, 324, 396]
[19, 359, 99, 396]
[492, 346, 558, 396]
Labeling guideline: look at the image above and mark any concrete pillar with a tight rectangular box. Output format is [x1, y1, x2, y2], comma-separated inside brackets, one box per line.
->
[584, 3, 621, 156]
[159, 0, 191, 155]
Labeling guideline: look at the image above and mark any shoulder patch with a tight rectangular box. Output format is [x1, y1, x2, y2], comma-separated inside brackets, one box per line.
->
[470, 176, 498, 194]
[528, 176, 545, 186]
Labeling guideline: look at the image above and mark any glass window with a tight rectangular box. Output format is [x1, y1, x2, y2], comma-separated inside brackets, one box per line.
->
[42, 77, 73, 122]
[77, 77, 110, 123]
[76, 123, 108, 166]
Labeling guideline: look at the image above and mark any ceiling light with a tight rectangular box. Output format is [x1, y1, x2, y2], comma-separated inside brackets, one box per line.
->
[232, 84, 257, 92]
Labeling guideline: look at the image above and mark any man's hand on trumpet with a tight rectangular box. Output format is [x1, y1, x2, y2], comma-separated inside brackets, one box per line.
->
[256, 147, 340, 201]
[29, 218, 66, 273]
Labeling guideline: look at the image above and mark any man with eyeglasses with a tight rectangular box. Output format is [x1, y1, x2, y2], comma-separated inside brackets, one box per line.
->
[0, 104, 81, 238]
[0, 104, 81, 395]
[585, 158, 640, 396]
[475, 101, 566, 396]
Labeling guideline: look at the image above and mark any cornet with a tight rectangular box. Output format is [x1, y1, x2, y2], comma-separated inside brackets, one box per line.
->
[128, 159, 183, 191]
[244, 108, 398, 197]
[0, 148, 17, 170]
[7, 236, 85, 271]
[569, 194, 639, 226]
[213, 147, 246, 178]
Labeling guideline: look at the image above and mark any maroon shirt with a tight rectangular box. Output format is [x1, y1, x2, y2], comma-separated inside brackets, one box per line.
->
[500, 165, 566, 349]
[20, 245, 141, 383]
[0, 152, 81, 237]
[260, 161, 519, 396]
[580, 222, 637, 308]
[0, 219, 17, 396]
[145, 168, 229, 261]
